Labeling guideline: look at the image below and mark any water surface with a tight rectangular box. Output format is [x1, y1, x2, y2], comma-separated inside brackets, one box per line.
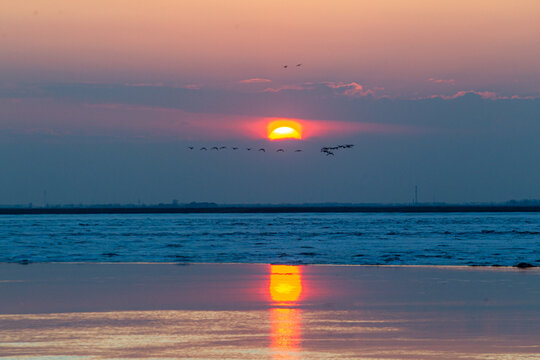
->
[1, 213, 538, 265]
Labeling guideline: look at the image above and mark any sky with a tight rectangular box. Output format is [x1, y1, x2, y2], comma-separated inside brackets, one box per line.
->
[1, 0, 539, 205]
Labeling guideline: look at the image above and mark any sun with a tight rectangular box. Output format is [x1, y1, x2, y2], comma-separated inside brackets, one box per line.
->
[267, 120, 302, 140]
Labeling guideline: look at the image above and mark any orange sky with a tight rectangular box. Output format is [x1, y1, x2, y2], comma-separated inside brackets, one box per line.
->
[1, 0, 539, 94]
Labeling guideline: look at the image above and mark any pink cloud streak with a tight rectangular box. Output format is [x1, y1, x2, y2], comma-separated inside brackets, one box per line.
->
[322, 82, 376, 97]
[426, 90, 538, 100]
[428, 78, 456, 85]
[239, 78, 272, 84]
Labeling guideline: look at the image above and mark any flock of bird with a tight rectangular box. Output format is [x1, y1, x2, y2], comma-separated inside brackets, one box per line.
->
[320, 144, 354, 156]
[188, 146, 301, 152]
[282, 63, 302, 69]
[187, 144, 354, 156]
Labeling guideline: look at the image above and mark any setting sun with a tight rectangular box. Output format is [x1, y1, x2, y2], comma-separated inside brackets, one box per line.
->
[268, 120, 302, 140]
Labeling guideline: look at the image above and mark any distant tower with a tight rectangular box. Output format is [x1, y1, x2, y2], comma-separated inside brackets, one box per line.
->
[414, 186, 418, 204]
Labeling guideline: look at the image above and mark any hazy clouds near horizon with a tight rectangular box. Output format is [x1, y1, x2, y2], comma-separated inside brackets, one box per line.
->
[1, 90, 539, 205]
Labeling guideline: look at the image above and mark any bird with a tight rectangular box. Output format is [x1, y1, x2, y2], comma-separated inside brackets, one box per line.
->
[283, 65, 288, 69]
[295, 149, 302, 152]
[276, 149, 284, 152]
[258, 148, 266, 152]
[321, 146, 336, 156]
[246, 148, 252, 151]
[232, 147, 238, 150]
[211, 146, 219, 150]
[200, 147, 207, 151]
[188, 146, 194, 150]
[296, 63, 302, 67]
[219, 146, 227, 150]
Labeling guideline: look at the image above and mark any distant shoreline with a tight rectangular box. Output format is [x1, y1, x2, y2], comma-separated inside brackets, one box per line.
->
[2, 205, 540, 215]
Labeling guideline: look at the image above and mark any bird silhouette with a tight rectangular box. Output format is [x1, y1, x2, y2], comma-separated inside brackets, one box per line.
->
[232, 147, 238, 150]
[296, 63, 302, 67]
[283, 65, 288, 69]
[200, 147, 207, 151]
[276, 149, 284, 152]
[258, 148, 266, 152]
[219, 146, 227, 150]
[246, 148, 252, 151]
[188, 146, 194, 150]
[321, 147, 336, 156]
[295, 149, 302, 152]
[211, 146, 219, 150]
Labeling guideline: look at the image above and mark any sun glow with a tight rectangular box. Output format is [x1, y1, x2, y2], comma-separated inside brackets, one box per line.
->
[269, 265, 302, 303]
[268, 120, 302, 140]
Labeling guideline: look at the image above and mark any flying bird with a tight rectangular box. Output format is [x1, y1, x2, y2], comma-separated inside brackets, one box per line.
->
[232, 147, 238, 150]
[200, 147, 207, 151]
[258, 148, 266, 152]
[296, 63, 302, 67]
[294, 150, 302, 152]
[188, 146, 194, 150]
[321, 146, 336, 156]
[276, 149, 284, 152]
[219, 146, 227, 150]
[246, 148, 252, 151]
[282, 65, 288, 69]
[211, 146, 219, 150]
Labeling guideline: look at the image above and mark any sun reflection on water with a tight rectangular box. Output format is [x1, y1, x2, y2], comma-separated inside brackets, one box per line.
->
[269, 265, 303, 359]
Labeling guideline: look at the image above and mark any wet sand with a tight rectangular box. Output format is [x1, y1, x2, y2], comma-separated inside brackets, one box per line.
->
[1, 263, 539, 359]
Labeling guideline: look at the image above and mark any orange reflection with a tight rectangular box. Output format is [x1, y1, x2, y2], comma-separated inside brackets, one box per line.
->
[267, 120, 302, 140]
[269, 265, 302, 303]
[271, 308, 301, 360]
[269, 265, 303, 359]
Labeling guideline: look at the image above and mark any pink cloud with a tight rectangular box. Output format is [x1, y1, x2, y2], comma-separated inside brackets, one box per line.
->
[262, 81, 379, 97]
[239, 78, 272, 84]
[322, 82, 375, 97]
[0, 98, 260, 141]
[262, 84, 313, 92]
[428, 78, 456, 85]
[124, 82, 165, 87]
[183, 84, 201, 90]
[424, 90, 538, 100]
